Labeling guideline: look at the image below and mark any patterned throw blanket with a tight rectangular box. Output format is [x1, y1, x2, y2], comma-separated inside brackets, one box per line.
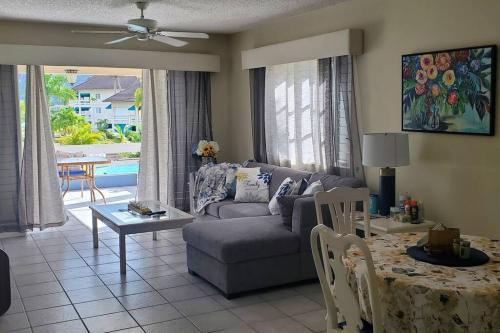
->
[194, 163, 240, 214]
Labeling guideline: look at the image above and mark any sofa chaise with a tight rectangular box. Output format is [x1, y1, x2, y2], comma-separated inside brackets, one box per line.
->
[182, 161, 363, 298]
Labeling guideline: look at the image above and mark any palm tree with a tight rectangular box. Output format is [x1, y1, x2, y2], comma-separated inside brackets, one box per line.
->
[44, 74, 77, 105]
[51, 107, 86, 135]
[134, 87, 142, 126]
[113, 125, 141, 143]
[113, 125, 129, 143]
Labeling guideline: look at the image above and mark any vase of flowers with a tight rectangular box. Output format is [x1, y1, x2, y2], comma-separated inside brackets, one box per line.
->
[195, 140, 219, 165]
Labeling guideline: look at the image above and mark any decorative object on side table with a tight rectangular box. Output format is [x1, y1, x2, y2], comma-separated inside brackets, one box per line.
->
[369, 193, 379, 215]
[393, 193, 425, 223]
[194, 140, 219, 165]
[402, 45, 496, 135]
[362, 133, 409, 216]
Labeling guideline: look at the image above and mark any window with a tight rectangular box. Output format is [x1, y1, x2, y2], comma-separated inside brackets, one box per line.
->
[80, 92, 90, 103]
[95, 93, 101, 99]
[263, 57, 360, 177]
[265, 60, 324, 171]
[95, 107, 101, 114]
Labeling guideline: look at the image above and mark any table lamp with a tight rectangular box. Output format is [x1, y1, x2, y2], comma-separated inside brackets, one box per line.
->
[362, 133, 409, 216]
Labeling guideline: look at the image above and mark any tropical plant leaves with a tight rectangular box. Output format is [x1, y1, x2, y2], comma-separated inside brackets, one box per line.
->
[474, 94, 490, 120]
[403, 80, 416, 94]
[468, 72, 482, 90]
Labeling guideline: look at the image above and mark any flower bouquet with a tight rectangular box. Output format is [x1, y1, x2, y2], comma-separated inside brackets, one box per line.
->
[194, 140, 219, 165]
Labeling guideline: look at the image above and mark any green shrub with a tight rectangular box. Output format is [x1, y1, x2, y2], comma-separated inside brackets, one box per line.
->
[119, 152, 140, 158]
[51, 107, 86, 135]
[57, 123, 105, 145]
[126, 130, 141, 143]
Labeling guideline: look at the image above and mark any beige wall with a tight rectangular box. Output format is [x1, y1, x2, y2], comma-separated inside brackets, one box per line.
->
[226, 0, 500, 238]
[0, 20, 231, 161]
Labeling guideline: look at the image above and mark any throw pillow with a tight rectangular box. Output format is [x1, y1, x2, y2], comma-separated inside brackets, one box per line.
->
[291, 178, 309, 195]
[232, 167, 260, 197]
[224, 165, 240, 198]
[298, 178, 309, 195]
[268, 177, 296, 215]
[234, 171, 271, 203]
[302, 180, 324, 195]
[277, 194, 314, 229]
[236, 167, 261, 179]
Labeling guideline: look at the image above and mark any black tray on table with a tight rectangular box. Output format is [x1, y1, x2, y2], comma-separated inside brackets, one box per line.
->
[406, 246, 489, 267]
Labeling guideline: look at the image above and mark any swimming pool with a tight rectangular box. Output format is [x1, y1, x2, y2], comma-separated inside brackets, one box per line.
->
[95, 162, 139, 175]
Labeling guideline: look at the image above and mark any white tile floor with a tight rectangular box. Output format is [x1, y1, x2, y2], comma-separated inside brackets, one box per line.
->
[0, 187, 326, 333]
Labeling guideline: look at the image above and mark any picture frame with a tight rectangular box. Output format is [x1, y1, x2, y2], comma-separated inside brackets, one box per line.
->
[402, 45, 496, 136]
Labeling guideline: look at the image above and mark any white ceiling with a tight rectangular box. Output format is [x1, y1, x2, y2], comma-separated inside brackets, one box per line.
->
[0, 0, 343, 34]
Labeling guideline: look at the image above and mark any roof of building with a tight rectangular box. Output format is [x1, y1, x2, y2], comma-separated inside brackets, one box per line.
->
[102, 79, 141, 103]
[72, 75, 139, 91]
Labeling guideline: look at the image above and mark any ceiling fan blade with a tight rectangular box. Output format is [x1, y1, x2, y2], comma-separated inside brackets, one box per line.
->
[72, 30, 129, 34]
[157, 31, 209, 39]
[106, 35, 136, 45]
[151, 34, 188, 47]
[127, 23, 148, 33]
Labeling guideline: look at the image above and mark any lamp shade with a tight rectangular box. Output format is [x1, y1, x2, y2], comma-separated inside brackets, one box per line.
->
[362, 133, 409, 167]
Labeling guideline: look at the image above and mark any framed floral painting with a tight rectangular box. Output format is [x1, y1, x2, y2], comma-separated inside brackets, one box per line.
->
[402, 45, 496, 135]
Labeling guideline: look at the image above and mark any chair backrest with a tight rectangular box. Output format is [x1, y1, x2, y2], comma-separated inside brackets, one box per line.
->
[310, 224, 382, 333]
[314, 187, 371, 237]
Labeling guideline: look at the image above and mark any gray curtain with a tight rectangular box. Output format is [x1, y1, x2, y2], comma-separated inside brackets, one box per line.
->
[319, 56, 365, 182]
[0, 65, 22, 232]
[19, 65, 66, 230]
[137, 69, 169, 203]
[167, 71, 212, 211]
[249, 67, 267, 163]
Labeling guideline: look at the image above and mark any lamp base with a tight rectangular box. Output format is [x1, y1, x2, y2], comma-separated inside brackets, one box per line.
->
[379, 167, 395, 216]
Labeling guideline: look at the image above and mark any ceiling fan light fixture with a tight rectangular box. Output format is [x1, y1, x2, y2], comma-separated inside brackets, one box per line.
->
[127, 18, 157, 31]
[137, 33, 149, 41]
[71, 1, 209, 47]
[64, 68, 79, 84]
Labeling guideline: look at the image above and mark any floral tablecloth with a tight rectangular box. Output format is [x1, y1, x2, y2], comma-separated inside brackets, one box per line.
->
[345, 233, 500, 333]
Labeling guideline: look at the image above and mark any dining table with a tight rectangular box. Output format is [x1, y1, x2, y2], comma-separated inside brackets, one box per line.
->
[57, 156, 111, 203]
[344, 232, 500, 333]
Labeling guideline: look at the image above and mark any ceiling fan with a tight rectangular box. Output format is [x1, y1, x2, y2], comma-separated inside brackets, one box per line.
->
[71, 1, 209, 47]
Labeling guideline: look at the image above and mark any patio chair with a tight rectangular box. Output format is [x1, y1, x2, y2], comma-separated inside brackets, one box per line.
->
[56, 152, 88, 198]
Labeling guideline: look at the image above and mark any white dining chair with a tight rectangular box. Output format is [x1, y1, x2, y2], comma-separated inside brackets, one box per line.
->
[310, 224, 382, 333]
[314, 187, 371, 237]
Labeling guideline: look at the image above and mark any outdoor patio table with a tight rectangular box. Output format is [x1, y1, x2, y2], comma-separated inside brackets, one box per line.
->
[57, 156, 111, 203]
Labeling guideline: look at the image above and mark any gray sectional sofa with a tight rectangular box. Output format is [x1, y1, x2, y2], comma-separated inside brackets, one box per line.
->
[182, 161, 363, 298]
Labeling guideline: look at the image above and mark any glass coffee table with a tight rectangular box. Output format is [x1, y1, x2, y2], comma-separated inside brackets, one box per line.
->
[90, 202, 194, 274]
